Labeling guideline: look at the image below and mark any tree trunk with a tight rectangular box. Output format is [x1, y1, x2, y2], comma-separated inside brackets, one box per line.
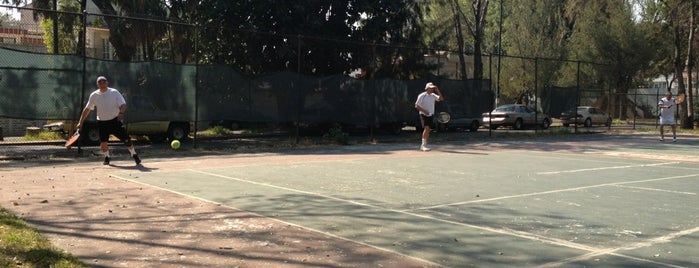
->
[471, 0, 489, 80]
[449, 0, 468, 79]
[91, 0, 137, 61]
[673, 22, 686, 120]
[683, 3, 695, 129]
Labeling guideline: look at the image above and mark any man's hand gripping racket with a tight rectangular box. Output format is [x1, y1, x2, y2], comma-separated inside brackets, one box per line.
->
[65, 129, 80, 149]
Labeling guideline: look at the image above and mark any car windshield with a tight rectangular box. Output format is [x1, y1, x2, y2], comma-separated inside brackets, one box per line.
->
[494, 105, 515, 112]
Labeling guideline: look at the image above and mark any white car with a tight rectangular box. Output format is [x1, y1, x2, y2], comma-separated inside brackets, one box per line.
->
[560, 106, 611, 127]
[482, 104, 551, 130]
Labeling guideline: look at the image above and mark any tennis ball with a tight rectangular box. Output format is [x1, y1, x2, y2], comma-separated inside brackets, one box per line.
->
[170, 139, 181, 150]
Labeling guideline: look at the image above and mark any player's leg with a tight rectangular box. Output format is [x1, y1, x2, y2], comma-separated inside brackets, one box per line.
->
[671, 123, 677, 142]
[659, 116, 665, 141]
[97, 121, 111, 164]
[113, 120, 140, 164]
[420, 114, 434, 151]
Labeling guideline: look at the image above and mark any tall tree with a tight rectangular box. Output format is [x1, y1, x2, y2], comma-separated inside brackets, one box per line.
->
[195, 0, 428, 78]
[90, 0, 168, 61]
[496, 0, 568, 102]
[467, 0, 489, 79]
[15, 0, 169, 60]
[163, 0, 199, 64]
[643, 0, 696, 128]
[566, 1, 653, 120]
[421, 0, 469, 78]
[422, 0, 490, 79]
[448, 0, 469, 79]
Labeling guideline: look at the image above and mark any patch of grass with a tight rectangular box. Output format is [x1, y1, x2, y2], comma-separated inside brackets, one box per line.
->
[23, 131, 65, 141]
[206, 125, 233, 135]
[0, 207, 87, 268]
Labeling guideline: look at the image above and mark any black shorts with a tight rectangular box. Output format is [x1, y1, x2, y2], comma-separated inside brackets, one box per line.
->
[97, 118, 129, 142]
[420, 114, 436, 129]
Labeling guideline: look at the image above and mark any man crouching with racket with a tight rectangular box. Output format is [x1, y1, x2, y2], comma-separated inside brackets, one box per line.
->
[415, 82, 444, 151]
[77, 76, 141, 165]
[658, 91, 677, 142]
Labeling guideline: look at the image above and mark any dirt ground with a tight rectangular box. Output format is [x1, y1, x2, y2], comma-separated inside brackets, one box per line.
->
[0, 151, 438, 268]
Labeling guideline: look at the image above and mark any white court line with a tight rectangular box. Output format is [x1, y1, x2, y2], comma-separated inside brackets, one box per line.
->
[537, 162, 679, 175]
[134, 169, 699, 268]
[113, 170, 445, 267]
[537, 226, 699, 268]
[414, 173, 699, 211]
[614, 184, 696, 195]
[187, 170, 607, 254]
[187, 169, 699, 267]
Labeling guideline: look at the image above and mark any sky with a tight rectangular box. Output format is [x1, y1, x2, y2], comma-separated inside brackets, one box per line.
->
[1, 6, 21, 21]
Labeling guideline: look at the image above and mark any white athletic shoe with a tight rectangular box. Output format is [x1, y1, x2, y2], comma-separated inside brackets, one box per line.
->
[420, 145, 431, 151]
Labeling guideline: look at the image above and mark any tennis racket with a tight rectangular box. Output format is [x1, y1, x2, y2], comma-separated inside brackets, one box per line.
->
[65, 129, 80, 149]
[436, 112, 451, 124]
[676, 93, 686, 104]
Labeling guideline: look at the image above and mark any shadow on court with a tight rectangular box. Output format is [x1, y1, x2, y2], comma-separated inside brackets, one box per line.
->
[116, 133, 699, 267]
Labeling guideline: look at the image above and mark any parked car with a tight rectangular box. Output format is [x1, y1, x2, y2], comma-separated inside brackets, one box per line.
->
[560, 106, 612, 127]
[482, 104, 551, 130]
[435, 103, 481, 132]
[44, 95, 192, 145]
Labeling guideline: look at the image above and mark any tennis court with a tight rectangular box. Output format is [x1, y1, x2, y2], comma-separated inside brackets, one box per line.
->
[114, 133, 699, 267]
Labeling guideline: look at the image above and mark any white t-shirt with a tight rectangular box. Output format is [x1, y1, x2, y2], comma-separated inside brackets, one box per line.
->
[415, 92, 440, 116]
[85, 87, 126, 121]
[658, 97, 676, 119]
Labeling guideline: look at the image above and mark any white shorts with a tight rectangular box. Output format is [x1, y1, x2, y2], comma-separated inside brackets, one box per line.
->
[659, 116, 675, 125]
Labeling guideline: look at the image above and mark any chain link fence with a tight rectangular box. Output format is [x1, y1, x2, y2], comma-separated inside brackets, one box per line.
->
[2, 5, 692, 158]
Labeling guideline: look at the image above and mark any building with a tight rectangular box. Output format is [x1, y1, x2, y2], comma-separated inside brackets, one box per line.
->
[0, 2, 114, 58]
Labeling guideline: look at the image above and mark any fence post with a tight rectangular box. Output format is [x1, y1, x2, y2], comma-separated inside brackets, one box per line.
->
[294, 34, 302, 144]
[193, 23, 200, 149]
[534, 57, 539, 133]
[76, 10, 88, 153]
[575, 61, 581, 133]
[632, 87, 637, 129]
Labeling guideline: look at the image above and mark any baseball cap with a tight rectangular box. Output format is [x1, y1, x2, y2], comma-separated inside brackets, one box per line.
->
[425, 82, 436, 89]
[96, 76, 107, 83]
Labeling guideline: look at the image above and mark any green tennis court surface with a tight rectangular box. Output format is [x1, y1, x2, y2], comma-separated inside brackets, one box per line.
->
[115, 134, 699, 267]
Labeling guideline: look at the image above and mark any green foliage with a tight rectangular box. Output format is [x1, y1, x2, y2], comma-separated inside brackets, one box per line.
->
[195, 0, 430, 78]
[0, 207, 87, 268]
[323, 124, 349, 145]
[34, 0, 82, 54]
[569, 1, 652, 95]
[23, 130, 64, 141]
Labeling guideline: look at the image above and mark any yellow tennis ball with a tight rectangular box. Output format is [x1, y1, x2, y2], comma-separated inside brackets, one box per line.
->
[170, 140, 181, 149]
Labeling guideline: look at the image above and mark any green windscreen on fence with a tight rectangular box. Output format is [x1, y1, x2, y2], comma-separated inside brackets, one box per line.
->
[1, 47, 494, 130]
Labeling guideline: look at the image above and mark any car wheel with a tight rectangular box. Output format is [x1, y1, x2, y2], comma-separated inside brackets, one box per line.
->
[469, 120, 480, 132]
[584, 118, 592, 127]
[80, 125, 100, 146]
[514, 119, 524, 130]
[541, 118, 551, 129]
[167, 123, 190, 141]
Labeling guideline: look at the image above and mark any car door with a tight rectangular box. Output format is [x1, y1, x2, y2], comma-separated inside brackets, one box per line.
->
[519, 105, 536, 125]
[588, 107, 604, 125]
